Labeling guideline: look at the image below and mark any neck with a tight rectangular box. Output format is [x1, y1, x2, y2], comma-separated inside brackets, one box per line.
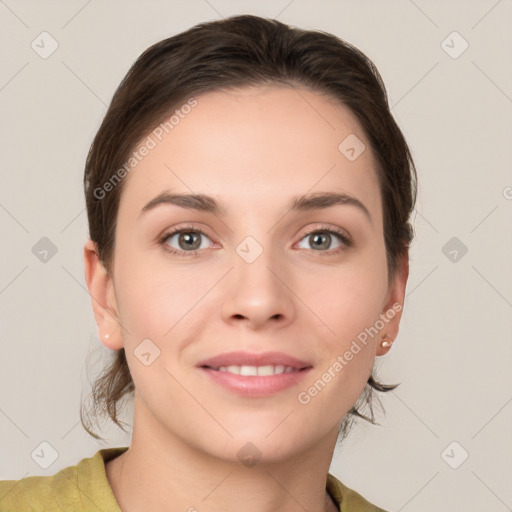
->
[106, 396, 340, 512]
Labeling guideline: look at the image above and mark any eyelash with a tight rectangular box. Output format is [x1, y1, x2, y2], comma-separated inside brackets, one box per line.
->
[159, 224, 351, 258]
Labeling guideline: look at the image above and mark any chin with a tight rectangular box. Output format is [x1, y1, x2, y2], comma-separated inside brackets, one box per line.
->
[209, 428, 307, 463]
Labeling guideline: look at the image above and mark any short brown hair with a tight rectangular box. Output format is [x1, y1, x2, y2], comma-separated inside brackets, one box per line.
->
[81, 14, 417, 442]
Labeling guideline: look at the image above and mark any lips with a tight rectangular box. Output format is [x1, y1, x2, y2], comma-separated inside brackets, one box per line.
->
[197, 350, 312, 370]
[197, 350, 313, 397]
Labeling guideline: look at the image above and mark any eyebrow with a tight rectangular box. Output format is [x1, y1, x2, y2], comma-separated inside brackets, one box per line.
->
[139, 190, 372, 224]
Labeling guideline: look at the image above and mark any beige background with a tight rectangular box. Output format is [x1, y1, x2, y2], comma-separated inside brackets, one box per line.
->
[1, 1, 511, 510]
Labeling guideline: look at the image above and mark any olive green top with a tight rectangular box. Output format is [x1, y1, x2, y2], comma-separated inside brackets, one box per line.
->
[0, 447, 389, 511]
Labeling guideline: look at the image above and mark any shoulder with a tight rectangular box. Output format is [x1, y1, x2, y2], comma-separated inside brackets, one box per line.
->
[0, 447, 128, 512]
[327, 472, 391, 512]
[0, 464, 80, 511]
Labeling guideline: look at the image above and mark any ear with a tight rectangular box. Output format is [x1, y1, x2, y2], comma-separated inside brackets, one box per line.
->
[83, 239, 123, 350]
[376, 250, 409, 356]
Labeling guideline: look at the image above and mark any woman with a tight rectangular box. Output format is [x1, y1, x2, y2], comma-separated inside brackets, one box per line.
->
[0, 14, 416, 512]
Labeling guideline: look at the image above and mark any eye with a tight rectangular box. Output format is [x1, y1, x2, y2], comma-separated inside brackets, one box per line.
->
[296, 226, 351, 255]
[160, 225, 213, 256]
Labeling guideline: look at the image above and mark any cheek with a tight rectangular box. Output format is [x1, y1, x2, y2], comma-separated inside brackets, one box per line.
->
[113, 243, 208, 332]
[307, 257, 389, 339]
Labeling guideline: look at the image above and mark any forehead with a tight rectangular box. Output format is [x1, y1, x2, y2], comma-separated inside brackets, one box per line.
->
[118, 85, 382, 223]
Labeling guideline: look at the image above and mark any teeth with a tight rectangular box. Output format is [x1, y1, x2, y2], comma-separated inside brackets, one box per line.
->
[215, 365, 297, 376]
[240, 365, 257, 376]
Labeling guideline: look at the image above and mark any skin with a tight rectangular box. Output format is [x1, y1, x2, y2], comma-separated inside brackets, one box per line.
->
[84, 85, 408, 512]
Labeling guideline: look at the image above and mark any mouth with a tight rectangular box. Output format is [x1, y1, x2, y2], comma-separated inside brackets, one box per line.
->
[197, 351, 313, 396]
[198, 365, 312, 398]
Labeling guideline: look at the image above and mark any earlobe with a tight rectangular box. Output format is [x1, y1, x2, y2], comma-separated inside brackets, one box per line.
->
[83, 239, 123, 350]
[376, 251, 409, 356]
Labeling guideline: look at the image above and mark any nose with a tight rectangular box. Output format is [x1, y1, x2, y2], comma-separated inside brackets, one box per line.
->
[221, 251, 296, 331]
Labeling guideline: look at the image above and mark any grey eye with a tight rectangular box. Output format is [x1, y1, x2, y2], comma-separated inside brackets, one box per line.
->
[164, 231, 211, 251]
[297, 231, 344, 251]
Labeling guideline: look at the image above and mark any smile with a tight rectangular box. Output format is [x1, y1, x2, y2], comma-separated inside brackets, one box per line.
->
[200, 366, 311, 397]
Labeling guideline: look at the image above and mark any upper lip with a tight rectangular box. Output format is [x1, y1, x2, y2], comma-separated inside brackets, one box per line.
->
[198, 351, 312, 369]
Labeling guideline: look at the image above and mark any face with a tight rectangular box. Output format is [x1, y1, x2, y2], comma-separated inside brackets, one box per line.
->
[85, 85, 408, 463]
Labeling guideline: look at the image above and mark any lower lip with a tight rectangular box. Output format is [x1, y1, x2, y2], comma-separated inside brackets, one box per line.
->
[199, 367, 312, 397]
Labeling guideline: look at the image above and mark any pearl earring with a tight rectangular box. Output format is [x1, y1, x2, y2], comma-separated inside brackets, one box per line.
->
[381, 334, 393, 348]
[104, 334, 110, 340]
